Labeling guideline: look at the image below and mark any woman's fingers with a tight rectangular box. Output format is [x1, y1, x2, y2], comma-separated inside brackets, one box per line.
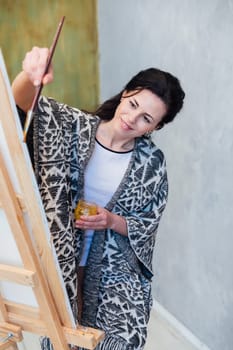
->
[75, 208, 109, 230]
[22, 46, 53, 86]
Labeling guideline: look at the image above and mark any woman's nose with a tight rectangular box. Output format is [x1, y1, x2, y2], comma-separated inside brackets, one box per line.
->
[127, 112, 137, 124]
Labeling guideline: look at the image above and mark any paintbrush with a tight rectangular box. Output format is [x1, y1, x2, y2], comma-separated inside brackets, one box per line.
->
[23, 16, 65, 142]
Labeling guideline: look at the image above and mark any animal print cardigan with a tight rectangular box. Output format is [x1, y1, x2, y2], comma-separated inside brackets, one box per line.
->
[30, 96, 168, 349]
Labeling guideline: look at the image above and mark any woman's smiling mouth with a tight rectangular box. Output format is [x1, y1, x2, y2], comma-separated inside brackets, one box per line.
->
[120, 118, 133, 131]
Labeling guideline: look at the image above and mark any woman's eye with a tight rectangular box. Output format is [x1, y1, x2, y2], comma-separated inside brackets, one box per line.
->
[143, 115, 151, 123]
[129, 100, 136, 108]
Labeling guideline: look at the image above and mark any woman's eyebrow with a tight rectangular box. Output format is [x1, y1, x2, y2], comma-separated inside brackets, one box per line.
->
[146, 113, 154, 121]
[143, 110, 154, 121]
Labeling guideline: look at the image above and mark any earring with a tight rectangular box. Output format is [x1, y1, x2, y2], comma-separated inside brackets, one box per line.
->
[145, 131, 153, 137]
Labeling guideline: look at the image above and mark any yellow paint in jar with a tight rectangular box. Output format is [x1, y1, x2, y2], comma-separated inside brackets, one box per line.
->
[74, 199, 97, 220]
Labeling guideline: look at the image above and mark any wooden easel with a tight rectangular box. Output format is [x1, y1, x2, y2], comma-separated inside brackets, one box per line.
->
[0, 50, 104, 350]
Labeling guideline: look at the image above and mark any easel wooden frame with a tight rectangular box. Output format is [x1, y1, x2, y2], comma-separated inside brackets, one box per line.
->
[0, 51, 104, 350]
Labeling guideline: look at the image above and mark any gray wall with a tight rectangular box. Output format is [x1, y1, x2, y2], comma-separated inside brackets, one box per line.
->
[97, 1, 233, 350]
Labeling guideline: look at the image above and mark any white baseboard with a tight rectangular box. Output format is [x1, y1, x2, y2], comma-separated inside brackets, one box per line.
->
[152, 299, 211, 350]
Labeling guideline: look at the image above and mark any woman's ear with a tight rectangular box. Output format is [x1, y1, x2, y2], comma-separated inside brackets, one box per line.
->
[155, 122, 164, 130]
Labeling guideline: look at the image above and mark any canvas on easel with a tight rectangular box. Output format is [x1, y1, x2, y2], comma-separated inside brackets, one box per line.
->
[0, 50, 104, 350]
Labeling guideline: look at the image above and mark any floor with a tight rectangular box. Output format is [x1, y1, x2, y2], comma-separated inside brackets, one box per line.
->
[145, 308, 198, 350]
[18, 308, 199, 350]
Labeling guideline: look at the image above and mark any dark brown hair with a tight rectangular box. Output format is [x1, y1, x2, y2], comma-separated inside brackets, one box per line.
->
[94, 67, 185, 129]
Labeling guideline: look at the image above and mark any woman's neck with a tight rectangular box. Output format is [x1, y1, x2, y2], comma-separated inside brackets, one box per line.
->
[96, 121, 135, 152]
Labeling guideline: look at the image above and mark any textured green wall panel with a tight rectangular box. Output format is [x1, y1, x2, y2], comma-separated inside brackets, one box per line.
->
[0, 0, 99, 110]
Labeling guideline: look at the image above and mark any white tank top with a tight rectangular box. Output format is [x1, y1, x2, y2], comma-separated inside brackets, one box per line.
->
[79, 139, 132, 266]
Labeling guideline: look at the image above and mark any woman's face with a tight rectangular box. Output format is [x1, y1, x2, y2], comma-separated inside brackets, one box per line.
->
[112, 89, 167, 138]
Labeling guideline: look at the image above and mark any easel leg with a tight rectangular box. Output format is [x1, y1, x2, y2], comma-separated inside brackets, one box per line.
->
[77, 267, 85, 324]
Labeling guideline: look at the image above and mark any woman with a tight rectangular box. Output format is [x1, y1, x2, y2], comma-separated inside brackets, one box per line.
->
[12, 47, 185, 350]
